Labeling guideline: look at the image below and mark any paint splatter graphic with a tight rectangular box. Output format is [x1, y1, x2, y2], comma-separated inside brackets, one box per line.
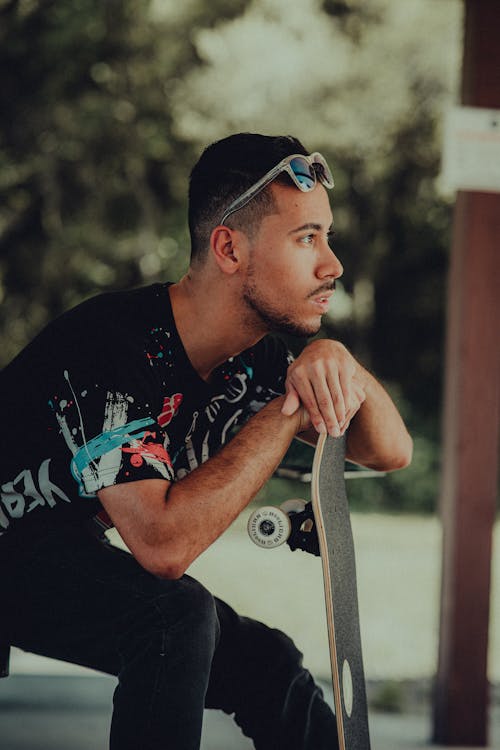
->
[122, 430, 172, 469]
[50, 372, 174, 495]
[158, 393, 183, 428]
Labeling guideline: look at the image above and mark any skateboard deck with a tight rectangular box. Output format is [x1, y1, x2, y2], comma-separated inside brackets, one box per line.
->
[311, 433, 370, 750]
[247, 432, 371, 749]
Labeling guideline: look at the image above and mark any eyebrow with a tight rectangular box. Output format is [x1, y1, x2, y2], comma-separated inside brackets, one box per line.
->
[288, 222, 334, 235]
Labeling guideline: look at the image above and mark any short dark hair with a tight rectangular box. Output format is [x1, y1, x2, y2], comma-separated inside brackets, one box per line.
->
[188, 132, 309, 265]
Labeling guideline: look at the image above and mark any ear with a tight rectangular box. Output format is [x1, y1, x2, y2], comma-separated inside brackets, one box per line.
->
[209, 226, 245, 275]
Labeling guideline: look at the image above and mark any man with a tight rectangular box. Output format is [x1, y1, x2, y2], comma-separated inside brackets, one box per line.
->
[0, 133, 412, 749]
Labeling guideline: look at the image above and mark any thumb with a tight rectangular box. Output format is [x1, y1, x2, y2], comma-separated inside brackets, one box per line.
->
[281, 386, 300, 416]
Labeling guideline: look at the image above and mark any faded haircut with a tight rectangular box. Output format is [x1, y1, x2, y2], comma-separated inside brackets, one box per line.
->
[188, 132, 309, 265]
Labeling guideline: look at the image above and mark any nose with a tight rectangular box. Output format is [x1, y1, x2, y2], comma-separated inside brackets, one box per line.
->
[317, 238, 343, 280]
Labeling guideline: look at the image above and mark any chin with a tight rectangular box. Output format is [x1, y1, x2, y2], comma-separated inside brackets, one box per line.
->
[243, 287, 323, 339]
[274, 318, 322, 339]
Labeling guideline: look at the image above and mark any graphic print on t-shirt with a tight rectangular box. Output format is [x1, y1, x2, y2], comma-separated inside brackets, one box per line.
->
[0, 283, 291, 539]
[49, 369, 174, 497]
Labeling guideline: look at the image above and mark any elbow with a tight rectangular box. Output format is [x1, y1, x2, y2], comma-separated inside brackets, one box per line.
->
[388, 450, 412, 472]
[362, 435, 413, 473]
[382, 434, 413, 472]
[134, 544, 189, 581]
[148, 559, 187, 580]
[398, 433, 413, 469]
[147, 551, 190, 580]
[144, 558, 187, 580]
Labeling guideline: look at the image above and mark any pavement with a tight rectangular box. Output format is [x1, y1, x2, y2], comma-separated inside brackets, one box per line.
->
[2, 515, 499, 748]
[1, 670, 499, 749]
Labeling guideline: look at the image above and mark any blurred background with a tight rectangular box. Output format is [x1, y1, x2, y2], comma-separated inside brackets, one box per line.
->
[1, 0, 498, 747]
[0, 0, 462, 515]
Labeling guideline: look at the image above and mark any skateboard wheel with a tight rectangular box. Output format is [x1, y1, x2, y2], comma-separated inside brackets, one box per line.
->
[280, 498, 307, 515]
[247, 506, 291, 548]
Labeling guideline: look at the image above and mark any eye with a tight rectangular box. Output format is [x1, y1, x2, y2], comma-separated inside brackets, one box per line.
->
[300, 233, 315, 245]
[327, 230, 336, 248]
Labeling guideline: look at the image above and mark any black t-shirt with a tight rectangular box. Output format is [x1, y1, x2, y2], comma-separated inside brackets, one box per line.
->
[0, 283, 292, 541]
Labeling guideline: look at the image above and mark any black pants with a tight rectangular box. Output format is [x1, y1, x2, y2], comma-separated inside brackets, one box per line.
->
[1, 523, 338, 749]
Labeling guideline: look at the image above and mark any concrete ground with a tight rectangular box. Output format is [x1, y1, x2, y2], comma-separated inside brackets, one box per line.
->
[2, 512, 498, 748]
[1, 671, 499, 750]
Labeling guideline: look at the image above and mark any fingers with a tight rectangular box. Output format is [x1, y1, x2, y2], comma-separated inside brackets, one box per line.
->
[290, 374, 330, 435]
[281, 386, 301, 417]
[339, 378, 366, 435]
[284, 341, 366, 437]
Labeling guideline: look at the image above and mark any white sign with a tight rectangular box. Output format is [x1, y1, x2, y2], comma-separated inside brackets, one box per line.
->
[441, 106, 500, 194]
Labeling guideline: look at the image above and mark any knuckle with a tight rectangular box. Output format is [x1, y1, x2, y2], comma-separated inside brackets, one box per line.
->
[317, 395, 332, 409]
[310, 361, 324, 377]
[290, 367, 307, 383]
[331, 389, 343, 404]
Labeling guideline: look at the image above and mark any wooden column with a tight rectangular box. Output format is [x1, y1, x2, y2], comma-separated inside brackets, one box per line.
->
[433, 0, 500, 745]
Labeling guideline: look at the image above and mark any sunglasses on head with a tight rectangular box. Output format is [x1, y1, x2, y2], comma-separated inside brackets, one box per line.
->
[220, 152, 334, 225]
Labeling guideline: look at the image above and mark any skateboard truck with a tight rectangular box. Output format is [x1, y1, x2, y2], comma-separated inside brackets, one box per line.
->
[247, 499, 320, 556]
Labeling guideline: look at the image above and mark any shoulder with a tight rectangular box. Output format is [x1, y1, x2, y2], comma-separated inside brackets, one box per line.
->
[3, 283, 173, 390]
[58, 282, 171, 330]
[52, 283, 173, 360]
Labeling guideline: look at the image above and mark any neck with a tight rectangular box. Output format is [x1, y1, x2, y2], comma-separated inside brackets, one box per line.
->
[168, 271, 265, 382]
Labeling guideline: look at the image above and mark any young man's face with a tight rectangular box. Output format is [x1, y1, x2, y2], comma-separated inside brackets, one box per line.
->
[241, 182, 343, 338]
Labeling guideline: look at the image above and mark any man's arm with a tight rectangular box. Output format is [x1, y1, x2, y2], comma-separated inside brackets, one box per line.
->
[98, 396, 306, 580]
[282, 339, 413, 470]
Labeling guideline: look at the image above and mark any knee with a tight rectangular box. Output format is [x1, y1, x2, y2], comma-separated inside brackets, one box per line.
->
[115, 577, 220, 684]
[231, 618, 304, 680]
[151, 575, 220, 648]
[257, 625, 304, 674]
[207, 618, 307, 716]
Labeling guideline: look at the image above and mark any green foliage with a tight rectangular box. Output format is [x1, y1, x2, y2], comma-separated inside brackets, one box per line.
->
[370, 680, 405, 713]
[0, 0, 463, 513]
[0, 0, 246, 362]
[346, 433, 441, 514]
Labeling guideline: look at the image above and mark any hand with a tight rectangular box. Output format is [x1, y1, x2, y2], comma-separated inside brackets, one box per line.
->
[281, 340, 366, 437]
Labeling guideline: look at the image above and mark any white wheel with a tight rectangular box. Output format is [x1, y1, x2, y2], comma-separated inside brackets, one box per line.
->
[280, 498, 307, 516]
[247, 506, 291, 548]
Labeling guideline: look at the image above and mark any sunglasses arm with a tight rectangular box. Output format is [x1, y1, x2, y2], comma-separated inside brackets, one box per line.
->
[220, 160, 288, 225]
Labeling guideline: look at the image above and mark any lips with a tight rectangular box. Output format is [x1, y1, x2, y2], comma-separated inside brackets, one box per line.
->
[312, 289, 333, 302]
[307, 283, 335, 313]
[311, 293, 332, 312]
[308, 282, 335, 300]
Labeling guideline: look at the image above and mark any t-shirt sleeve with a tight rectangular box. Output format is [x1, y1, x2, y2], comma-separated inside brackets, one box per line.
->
[48, 366, 175, 497]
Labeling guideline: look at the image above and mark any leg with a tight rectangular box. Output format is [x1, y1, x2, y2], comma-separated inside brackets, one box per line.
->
[1, 524, 220, 750]
[109, 574, 219, 750]
[206, 599, 339, 750]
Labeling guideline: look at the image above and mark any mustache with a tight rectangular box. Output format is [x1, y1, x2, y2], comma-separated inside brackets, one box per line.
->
[307, 280, 336, 299]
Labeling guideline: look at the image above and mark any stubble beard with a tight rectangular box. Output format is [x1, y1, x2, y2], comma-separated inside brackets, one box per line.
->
[242, 277, 322, 339]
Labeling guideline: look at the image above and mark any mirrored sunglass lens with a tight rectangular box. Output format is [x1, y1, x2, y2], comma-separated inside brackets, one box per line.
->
[290, 157, 315, 190]
[312, 163, 327, 182]
[313, 156, 334, 187]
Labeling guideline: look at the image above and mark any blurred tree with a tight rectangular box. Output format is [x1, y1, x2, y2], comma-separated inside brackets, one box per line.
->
[0, 0, 251, 364]
[170, 0, 462, 512]
[0, 0, 463, 511]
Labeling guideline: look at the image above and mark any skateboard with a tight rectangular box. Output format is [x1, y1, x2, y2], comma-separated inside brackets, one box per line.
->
[247, 433, 371, 750]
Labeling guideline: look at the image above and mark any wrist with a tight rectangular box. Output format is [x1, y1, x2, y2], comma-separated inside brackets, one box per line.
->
[355, 364, 373, 393]
[262, 395, 303, 433]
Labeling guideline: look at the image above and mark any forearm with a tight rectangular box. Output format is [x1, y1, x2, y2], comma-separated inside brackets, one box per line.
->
[346, 366, 413, 471]
[150, 396, 301, 576]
